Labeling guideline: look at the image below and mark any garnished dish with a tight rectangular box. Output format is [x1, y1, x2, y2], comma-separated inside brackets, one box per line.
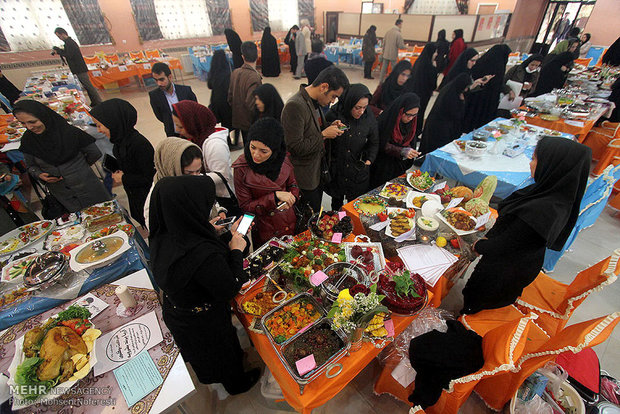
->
[263, 296, 322, 344]
[242, 242, 286, 291]
[0, 221, 54, 256]
[353, 196, 388, 216]
[8, 305, 101, 406]
[45, 225, 85, 251]
[0, 238, 21, 255]
[377, 269, 427, 315]
[345, 243, 386, 274]
[407, 171, 435, 192]
[453, 140, 467, 152]
[0, 287, 33, 310]
[241, 289, 295, 317]
[438, 208, 478, 235]
[379, 182, 410, 201]
[80, 201, 116, 221]
[364, 312, 390, 338]
[279, 240, 345, 290]
[87, 223, 134, 240]
[84, 213, 123, 233]
[81, 202, 121, 233]
[55, 212, 80, 228]
[385, 208, 415, 239]
[2, 253, 38, 282]
[309, 211, 353, 241]
[405, 191, 442, 209]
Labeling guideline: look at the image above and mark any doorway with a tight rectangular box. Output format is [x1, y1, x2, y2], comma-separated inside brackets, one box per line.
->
[325, 12, 339, 43]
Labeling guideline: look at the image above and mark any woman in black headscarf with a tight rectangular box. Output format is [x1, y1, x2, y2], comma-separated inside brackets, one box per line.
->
[284, 25, 299, 74]
[369, 93, 421, 189]
[260, 27, 281, 77]
[362, 25, 378, 79]
[224, 28, 244, 69]
[232, 118, 299, 245]
[252, 83, 284, 123]
[531, 52, 574, 97]
[150, 175, 259, 394]
[0, 70, 21, 112]
[419, 73, 472, 154]
[461, 137, 591, 314]
[326, 84, 379, 210]
[370, 60, 412, 116]
[406, 43, 439, 137]
[503, 54, 543, 98]
[602, 36, 620, 66]
[14, 100, 110, 213]
[439, 47, 478, 89]
[90, 99, 155, 227]
[208, 49, 233, 131]
[435, 30, 450, 72]
[461, 44, 512, 133]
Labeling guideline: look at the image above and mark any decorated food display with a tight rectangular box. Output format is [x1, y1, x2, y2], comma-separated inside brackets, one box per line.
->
[87, 224, 134, 240]
[405, 191, 442, 209]
[386, 208, 416, 238]
[1, 254, 38, 283]
[379, 182, 410, 201]
[241, 289, 295, 317]
[242, 240, 287, 292]
[263, 295, 322, 344]
[69, 232, 130, 271]
[352, 196, 388, 216]
[0, 221, 55, 257]
[407, 171, 435, 192]
[81, 201, 121, 232]
[279, 240, 345, 289]
[309, 211, 353, 241]
[377, 269, 427, 315]
[45, 226, 86, 251]
[8, 305, 101, 407]
[345, 243, 386, 274]
[364, 312, 390, 338]
[440, 208, 477, 233]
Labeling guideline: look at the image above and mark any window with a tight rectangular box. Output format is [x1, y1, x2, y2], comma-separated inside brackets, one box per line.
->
[268, 0, 298, 32]
[153, 0, 212, 40]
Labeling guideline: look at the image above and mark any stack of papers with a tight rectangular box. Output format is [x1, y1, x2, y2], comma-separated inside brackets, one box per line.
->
[397, 244, 458, 287]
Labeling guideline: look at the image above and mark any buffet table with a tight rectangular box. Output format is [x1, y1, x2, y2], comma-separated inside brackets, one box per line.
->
[421, 117, 574, 199]
[88, 58, 183, 89]
[0, 269, 195, 413]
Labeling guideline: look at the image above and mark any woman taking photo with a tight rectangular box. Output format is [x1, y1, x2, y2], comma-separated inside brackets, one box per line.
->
[461, 137, 591, 314]
[369, 93, 421, 189]
[252, 83, 284, 123]
[14, 100, 110, 213]
[406, 43, 438, 137]
[233, 117, 299, 245]
[90, 99, 155, 227]
[370, 60, 412, 115]
[419, 73, 472, 154]
[326, 84, 379, 210]
[531, 52, 575, 97]
[150, 175, 259, 395]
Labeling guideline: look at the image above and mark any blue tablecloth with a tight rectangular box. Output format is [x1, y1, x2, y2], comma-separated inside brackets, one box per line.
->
[421, 118, 573, 199]
[0, 241, 149, 330]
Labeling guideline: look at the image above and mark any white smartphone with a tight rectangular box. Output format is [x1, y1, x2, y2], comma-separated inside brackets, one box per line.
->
[236, 213, 255, 236]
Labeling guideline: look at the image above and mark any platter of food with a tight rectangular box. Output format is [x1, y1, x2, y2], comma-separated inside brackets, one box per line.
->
[405, 191, 442, 209]
[308, 211, 353, 241]
[262, 293, 323, 345]
[385, 208, 416, 240]
[87, 223, 134, 241]
[453, 140, 467, 152]
[241, 239, 287, 294]
[80, 201, 116, 222]
[377, 269, 427, 316]
[437, 208, 479, 236]
[7, 305, 101, 409]
[0, 220, 55, 257]
[69, 232, 130, 272]
[407, 171, 435, 192]
[1, 253, 38, 283]
[352, 196, 388, 216]
[278, 240, 345, 290]
[45, 225, 85, 251]
[344, 242, 386, 274]
[539, 114, 560, 121]
[378, 182, 410, 201]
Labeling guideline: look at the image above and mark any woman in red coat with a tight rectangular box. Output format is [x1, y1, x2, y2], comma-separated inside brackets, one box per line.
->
[233, 117, 300, 245]
[443, 29, 466, 75]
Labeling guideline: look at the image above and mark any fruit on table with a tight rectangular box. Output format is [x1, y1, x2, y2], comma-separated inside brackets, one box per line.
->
[436, 236, 447, 248]
[434, 186, 451, 204]
[464, 198, 490, 217]
[473, 176, 497, 203]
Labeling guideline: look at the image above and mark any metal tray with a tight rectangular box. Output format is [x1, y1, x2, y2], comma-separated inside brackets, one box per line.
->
[260, 293, 325, 348]
[343, 242, 386, 274]
[277, 318, 350, 394]
[240, 237, 288, 294]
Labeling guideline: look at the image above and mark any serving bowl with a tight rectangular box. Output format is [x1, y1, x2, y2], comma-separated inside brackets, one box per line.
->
[69, 231, 130, 271]
[465, 141, 488, 158]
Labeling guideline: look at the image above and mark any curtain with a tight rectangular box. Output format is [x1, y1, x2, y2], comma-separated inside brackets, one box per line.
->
[407, 0, 458, 14]
[404, 0, 415, 14]
[0, 0, 78, 52]
[153, 0, 213, 40]
[297, 0, 314, 27]
[205, 0, 231, 36]
[268, 0, 298, 32]
[129, 0, 163, 41]
[61, 0, 110, 45]
[456, 0, 469, 15]
[0, 26, 9, 52]
[250, 0, 269, 32]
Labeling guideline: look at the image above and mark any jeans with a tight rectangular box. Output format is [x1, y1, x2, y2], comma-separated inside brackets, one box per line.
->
[379, 58, 397, 83]
[76, 72, 102, 106]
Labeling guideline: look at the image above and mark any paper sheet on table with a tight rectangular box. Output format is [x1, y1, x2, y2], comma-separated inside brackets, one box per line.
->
[506, 80, 523, 96]
[564, 120, 585, 128]
[94, 311, 163, 376]
[397, 244, 457, 287]
[498, 94, 524, 111]
[391, 358, 417, 388]
[113, 350, 163, 408]
[448, 150, 532, 175]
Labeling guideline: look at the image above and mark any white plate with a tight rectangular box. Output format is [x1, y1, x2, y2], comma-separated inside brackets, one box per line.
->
[344, 242, 387, 273]
[405, 191, 442, 209]
[385, 208, 415, 240]
[1, 253, 38, 283]
[406, 172, 435, 192]
[378, 182, 410, 201]
[69, 231, 130, 272]
[436, 211, 479, 236]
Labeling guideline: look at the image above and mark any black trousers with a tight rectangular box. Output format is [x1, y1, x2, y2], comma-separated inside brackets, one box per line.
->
[300, 185, 323, 213]
[364, 61, 373, 78]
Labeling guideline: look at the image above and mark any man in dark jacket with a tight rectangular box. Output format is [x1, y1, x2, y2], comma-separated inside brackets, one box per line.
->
[281, 66, 349, 212]
[304, 39, 333, 85]
[228, 41, 262, 145]
[149, 62, 197, 137]
[53, 27, 102, 106]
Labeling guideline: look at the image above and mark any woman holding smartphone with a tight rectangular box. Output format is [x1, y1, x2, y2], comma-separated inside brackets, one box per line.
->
[233, 117, 299, 245]
[150, 175, 260, 395]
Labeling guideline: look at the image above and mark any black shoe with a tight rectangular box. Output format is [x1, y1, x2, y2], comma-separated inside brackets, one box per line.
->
[224, 368, 261, 395]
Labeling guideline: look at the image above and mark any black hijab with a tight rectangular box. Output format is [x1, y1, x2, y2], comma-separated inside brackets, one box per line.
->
[149, 175, 228, 293]
[407, 43, 439, 103]
[261, 27, 281, 77]
[243, 117, 287, 182]
[377, 92, 420, 149]
[90, 98, 138, 145]
[380, 60, 412, 109]
[15, 99, 95, 166]
[440, 47, 478, 88]
[499, 137, 591, 250]
[602, 36, 620, 66]
[462, 44, 511, 132]
[253, 83, 284, 122]
[366, 25, 377, 43]
[453, 29, 464, 41]
[435, 30, 450, 70]
[224, 28, 243, 69]
[420, 73, 472, 154]
[331, 83, 372, 121]
[532, 52, 574, 97]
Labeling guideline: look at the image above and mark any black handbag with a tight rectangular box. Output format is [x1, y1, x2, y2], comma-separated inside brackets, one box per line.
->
[30, 177, 68, 220]
[320, 140, 332, 187]
[211, 171, 243, 218]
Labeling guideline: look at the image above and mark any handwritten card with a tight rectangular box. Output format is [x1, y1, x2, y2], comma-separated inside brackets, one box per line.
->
[430, 181, 446, 193]
[310, 270, 328, 286]
[331, 232, 342, 243]
[143, 63, 151, 70]
[296, 354, 316, 376]
[369, 220, 389, 231]
[338, 211, 347, 220]
[475, 211, 492, 229]
[113, 351, 163, 408]
[384, 319, 395, 337]
[446, 197, 464, 209]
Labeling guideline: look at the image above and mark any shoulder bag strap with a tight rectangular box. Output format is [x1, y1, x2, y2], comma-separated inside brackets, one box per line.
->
[211, 171, 238, 203]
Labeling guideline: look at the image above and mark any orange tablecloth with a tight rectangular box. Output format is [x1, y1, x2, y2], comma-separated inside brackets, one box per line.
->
[89, 58, 182, 88]
[514, 113, 596, 142]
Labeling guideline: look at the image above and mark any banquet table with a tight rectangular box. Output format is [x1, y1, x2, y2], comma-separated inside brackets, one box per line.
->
[88, 58, 183, 89]
[0, 269, 195, 414]
[421, 117, 574, 199]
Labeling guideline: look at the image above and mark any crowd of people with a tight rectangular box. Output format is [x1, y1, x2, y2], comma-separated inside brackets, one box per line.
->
[2, 19, 619, 398]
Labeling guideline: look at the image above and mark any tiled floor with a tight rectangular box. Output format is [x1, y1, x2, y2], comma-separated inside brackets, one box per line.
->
[94, 65, 620, 413]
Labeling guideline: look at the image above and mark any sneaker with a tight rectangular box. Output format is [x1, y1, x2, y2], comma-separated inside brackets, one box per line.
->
[224, 368, 261, 395]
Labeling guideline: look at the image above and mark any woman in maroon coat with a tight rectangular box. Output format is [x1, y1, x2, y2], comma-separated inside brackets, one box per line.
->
[233, 117, 299, 245]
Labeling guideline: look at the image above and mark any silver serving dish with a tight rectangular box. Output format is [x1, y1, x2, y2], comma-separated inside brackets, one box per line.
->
[23, 251, 68, 290]
[240, 237, 288, 294]
[277, 317, 350, 394]
[318, 262, 369, 306]
[261, 293, 325, 348]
